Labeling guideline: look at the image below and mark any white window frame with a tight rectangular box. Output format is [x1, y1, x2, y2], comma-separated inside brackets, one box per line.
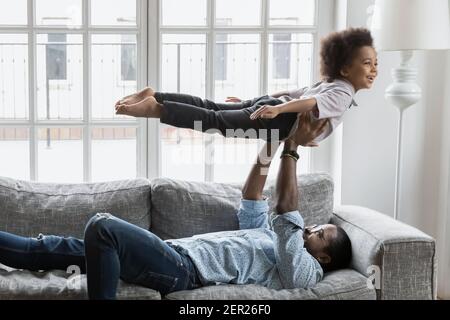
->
[0, 0, 148, 182]
[148, 0, 333, 181]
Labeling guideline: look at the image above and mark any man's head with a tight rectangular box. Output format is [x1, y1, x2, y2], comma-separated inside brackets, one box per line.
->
[320, 27, 378, 91]
[303, 224, 352, 272]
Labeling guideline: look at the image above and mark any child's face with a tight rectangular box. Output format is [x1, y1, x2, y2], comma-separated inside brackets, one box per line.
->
[340, 46, 378, 92]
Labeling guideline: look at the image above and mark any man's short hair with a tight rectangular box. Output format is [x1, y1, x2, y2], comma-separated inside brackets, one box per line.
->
[323, 226, 352, 272]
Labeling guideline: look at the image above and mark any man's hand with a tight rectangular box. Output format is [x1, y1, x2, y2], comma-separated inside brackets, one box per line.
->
[287, 112, 329, 147]
[250, 105, 282, 120]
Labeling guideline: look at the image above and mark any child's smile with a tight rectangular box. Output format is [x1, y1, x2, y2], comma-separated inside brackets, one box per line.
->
[340, 46, 378, 91]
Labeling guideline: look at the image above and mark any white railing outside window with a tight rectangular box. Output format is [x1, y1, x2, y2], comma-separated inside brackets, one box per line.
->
[155, 0, 318, 183]
[0, 0, 148, 183]
[0, 0, 329, 184]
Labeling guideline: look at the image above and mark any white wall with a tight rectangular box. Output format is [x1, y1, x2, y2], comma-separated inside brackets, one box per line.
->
[341, 0, 398, 217]
[310, 0, 347, 206]
[340, 0, 447, 232]
[336, 0, 450, 298]
[437, 50, 450, 298]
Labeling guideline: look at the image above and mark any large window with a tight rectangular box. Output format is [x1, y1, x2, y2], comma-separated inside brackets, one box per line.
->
[0, 0, 146, 182]
[1, 0, 321, 184]
[158, 0, 316, 183]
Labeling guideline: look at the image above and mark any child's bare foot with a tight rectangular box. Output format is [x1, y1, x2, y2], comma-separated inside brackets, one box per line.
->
[115, 87, 155, 107]
[115, 96, 162, 118]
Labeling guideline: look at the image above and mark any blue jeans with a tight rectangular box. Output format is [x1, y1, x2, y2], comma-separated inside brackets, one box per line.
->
[0, 213, 201, 299]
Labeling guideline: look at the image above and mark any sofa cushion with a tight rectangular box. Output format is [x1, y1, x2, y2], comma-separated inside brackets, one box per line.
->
[0, 176, 151, 238]
[165, 269, 375, 300]
[266, 173, 334, 227]
[150, 178, 241, 239]
[150, 174, 333, 240]
[0, 263, 160, 300]
[331, 205, 436, 300]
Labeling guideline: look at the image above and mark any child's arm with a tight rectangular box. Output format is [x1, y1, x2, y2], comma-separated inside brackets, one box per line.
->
[225, 96, 242, 102]
[270, 90, 290, 98]
[250, 98, 317, 120]
[227, 90, 289, 102]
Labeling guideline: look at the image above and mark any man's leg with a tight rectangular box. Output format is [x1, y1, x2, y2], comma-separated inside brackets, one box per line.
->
[0, 231, 85, 273]
[83, 213, 198, 300]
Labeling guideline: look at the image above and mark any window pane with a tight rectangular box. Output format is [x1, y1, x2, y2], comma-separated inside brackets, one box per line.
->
[265, 146, 310, 179]
[213, 137, 310, 183]
[161, 127, 205, 182]
[0, 128, 29, 180]
[161, 34, 206, 97]
[38, 128, 83, 183]
[91, 0, 136, 26]
[160, 34, 206, 182]
[161, 0, 207, 26]
[91, 34, 137, 120]
[216, 0, 261, 26]
[214, 34, 260, 102]
[36, 34, 83, 120]
[0, 34, 29, 120]
[91, 127, 137, 182]
[36, 0, 82, 26]
[213, 137, 260, 183]
[269, 0, 315, 26]
[0, 0, 27, 25]
[268, 33, 313, 94]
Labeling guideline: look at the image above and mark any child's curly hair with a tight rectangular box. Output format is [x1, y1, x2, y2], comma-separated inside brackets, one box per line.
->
[320, 28, 374, 82]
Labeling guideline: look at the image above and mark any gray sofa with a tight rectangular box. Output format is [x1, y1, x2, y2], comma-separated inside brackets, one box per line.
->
[0, 173, 436, 300]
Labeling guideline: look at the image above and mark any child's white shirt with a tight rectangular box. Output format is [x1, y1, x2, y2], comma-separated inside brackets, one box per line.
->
[280, 78, 357, 143]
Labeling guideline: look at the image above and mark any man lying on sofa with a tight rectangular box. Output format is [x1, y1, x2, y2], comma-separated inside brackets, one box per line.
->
[0, 113, 351, 300]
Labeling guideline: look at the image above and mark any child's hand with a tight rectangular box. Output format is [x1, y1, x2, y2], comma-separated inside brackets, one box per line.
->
[226, 96, 242, 103]
[250, 105, 281, 120]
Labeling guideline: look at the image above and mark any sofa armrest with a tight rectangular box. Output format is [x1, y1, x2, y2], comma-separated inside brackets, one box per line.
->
[331, 205, 437, 300]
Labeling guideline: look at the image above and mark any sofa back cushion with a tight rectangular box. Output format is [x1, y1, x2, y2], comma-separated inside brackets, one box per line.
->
[150, 173, 333, 240]
[266, 173, 334, 227]
[0, 176, 151, 238]
[150, 178, 241, 239]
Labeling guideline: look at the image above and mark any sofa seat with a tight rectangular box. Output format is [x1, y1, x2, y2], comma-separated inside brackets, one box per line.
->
[0, 263, 161, 300]
[165, 269, 375, 300]
[0, 174, 436, 300]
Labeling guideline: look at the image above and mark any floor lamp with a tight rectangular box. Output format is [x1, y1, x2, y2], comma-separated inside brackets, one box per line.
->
[371, 0, 450, 220]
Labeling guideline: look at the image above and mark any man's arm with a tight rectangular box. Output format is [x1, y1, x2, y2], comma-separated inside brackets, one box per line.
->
[274, 139, 299, 214]
[238, 141, 280, 230]
[242, 141, 280, 200]
[275, 114, 328, 213]
[271, 115, 329, 289]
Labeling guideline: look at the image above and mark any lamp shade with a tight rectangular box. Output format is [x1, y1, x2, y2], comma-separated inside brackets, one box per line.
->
[371, 0, 450, 51]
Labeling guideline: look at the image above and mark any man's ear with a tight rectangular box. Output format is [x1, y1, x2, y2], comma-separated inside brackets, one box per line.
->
[317, 253, 331, 265]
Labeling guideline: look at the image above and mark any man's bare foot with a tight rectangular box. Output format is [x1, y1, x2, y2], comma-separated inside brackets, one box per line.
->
[115, 87, 155, 107]
[115, 96, 162, 118]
